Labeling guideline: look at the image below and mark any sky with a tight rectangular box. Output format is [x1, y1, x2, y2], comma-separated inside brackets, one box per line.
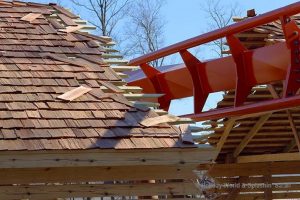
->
[27, 0, 299, 117]
[162, 0, 299, 47]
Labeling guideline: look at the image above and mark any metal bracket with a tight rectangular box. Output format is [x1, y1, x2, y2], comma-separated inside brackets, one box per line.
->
[179, 50, 211, 113]
[281, 16, 300, 97]
[140, 63, 172, 110]
[226, 35, 256, 107]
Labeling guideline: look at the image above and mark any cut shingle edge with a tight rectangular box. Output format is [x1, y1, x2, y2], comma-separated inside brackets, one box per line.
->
[57, 86, 92, 101]
[140, 115, 180, 127]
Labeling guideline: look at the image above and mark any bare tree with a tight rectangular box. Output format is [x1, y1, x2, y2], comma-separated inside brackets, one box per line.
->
[202, 0, 241, 57]
[122, 0, 166, 67]
[70, 0, 130, 36]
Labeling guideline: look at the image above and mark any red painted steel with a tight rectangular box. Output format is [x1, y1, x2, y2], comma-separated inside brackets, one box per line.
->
[281, 17, 300, 97]
[139, 63, 172, 110]
[181, 95, 300, 121]
[179, 50, 211, 113]
[226, 35, 256, 107]
[129, 42, 290, 101]
[127, 2, 300, 121]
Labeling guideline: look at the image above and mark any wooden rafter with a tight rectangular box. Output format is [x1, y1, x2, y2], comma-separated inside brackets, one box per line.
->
[216, 118, 236, 153]
[284, 110, 300, 152]
[223, 176, 248, 200]
[267, 84, 300, 152]
[264, 175, 273, 200]
[237, 152, 300, 163]
[233, 113, 272, 157]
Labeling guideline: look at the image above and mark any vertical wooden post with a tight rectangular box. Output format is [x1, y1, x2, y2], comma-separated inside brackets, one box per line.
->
[264, 175, 273, 200]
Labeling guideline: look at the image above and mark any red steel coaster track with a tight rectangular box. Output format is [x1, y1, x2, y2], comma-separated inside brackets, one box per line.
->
[127, 2, 300, 121]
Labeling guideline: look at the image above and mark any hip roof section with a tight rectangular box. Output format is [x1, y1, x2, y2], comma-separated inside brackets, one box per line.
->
[0, 1, 196, 151]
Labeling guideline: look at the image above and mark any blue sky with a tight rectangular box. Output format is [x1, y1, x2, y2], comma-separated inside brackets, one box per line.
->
[28, 0, 299, 116]
[162, 0, 299, 46]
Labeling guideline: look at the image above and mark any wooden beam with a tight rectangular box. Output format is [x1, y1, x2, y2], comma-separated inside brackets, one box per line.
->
[267, 84, 300, 152]
[0, 165, 198, 185]
[216, 175, 300, 184]
[284, 110, 300, 152]
[216, 118, 236, 153]
[264, 175, 273, 200]
[223, 176, 247, 200]
[237, 152, 300, 163]
[235, 192, 300, 200]
[0, 148, 217, 169]
[233, 113, 272, 157]
[0, 181, 200, 200]
[199, 161, 300, 177]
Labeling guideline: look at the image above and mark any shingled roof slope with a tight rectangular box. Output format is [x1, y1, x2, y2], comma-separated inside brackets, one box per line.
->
[0, 1, 195, 151]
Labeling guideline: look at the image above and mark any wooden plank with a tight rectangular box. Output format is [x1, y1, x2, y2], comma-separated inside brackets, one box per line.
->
[168, 117, 194, 125]
[223, 176, 248, 200]
[140, 115, 180, 127]
[283, 110, 300, 152]
[216, 118, 236, 152]
[199, 161, 300, 177]
[0, 148, 217, 169]
[57, 85, 92, 101]
[111, 65, 140, 72]
[235, 192, 300, 200]
[99, 80, 124, 93]
[104, 59, 128, 64]
[264, 175, 273, 200]
[0, 165, 198, 184]
[62, 25, 84, 33]
[237, 152, 300, 163]
[267, 84, 300, 152]
[123, 93, 164, 100]
[0, 181, 200, 200]
[233, 113, 272, 157]
[216, 175, 300, 184]
[21, 13, 42, 23]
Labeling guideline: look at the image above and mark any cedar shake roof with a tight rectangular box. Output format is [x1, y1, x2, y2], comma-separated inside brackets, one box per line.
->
[0, 1, 195, 150]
